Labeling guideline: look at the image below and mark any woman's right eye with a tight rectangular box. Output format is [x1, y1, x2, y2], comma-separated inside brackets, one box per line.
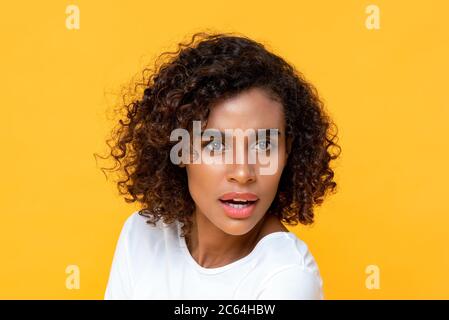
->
[204, 140, 225, 152]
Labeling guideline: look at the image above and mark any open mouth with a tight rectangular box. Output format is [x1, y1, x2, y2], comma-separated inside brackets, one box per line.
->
[218, 192, 259, 219]
[219, 199, 258, 208]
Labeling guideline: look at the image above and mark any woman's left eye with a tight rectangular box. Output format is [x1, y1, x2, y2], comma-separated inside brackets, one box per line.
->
[255, 140, 271, 151]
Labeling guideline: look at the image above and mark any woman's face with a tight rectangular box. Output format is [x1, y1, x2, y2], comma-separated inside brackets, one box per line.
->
[185, 87, 290, 236]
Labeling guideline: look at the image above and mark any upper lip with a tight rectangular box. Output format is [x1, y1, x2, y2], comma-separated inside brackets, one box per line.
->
[219, 192, 259, 202]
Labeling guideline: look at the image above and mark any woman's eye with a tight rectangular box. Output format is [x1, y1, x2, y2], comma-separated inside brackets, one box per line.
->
[255, 140, 272, 151]
[205, 140, 225, 152]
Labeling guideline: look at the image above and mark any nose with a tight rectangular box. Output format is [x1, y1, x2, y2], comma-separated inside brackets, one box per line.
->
[225, 135, 257, 184]
[226, 163, 256, 184]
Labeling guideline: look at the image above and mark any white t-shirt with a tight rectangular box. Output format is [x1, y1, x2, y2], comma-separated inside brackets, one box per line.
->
[104, 211, 324, 300]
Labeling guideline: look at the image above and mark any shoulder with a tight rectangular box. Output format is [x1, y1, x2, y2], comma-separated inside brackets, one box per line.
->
[121, 210, 178, 236]
[104, 210, 180, 299]
[256, 264, 323, 299]
[251, 232, 324, 299]
[256, 232, 322, 277]
[120, 210, 179, 252]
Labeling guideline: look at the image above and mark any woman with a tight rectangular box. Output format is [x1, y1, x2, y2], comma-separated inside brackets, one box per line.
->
[100, 32, 340, 299]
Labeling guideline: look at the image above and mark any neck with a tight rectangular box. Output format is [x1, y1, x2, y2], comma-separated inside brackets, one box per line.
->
[185, 211, 267, 268]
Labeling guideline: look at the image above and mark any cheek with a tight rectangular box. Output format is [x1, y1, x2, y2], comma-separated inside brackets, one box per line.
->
[258, 173, 283, 197]
[256, 154, 287, 201]
[186, 164, 223, 202]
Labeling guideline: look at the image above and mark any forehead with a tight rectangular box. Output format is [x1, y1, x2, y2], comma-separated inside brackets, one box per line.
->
[205, 87, 285, 131]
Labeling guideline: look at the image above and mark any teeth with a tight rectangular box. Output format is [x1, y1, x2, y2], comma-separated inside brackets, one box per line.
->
[228, 203, 249, 209]
[233, 199, 247, 202]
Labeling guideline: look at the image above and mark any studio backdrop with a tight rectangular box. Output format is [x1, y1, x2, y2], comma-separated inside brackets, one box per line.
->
[1, 0, 448, 299]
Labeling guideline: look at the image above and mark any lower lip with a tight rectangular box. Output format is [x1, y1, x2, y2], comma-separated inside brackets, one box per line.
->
[219, 200, 258, 219]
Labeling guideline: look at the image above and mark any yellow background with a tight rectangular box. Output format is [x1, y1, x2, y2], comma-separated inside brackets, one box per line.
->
[1, 0, 448, 299]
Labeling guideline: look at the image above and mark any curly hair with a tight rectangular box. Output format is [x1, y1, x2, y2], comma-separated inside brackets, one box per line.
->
[95, 31, 341, 238]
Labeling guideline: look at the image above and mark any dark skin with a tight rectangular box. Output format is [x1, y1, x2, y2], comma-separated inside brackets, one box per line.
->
[181, 87, 292, 268]
[186, 210, 289, 268]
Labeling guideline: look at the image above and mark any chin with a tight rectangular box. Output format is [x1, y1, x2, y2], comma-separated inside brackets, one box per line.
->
[218, 218, 261, 236]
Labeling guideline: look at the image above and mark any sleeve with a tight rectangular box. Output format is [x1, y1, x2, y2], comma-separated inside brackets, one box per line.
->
[256, 265, 324, 300]
[104, 215, 135, 300]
